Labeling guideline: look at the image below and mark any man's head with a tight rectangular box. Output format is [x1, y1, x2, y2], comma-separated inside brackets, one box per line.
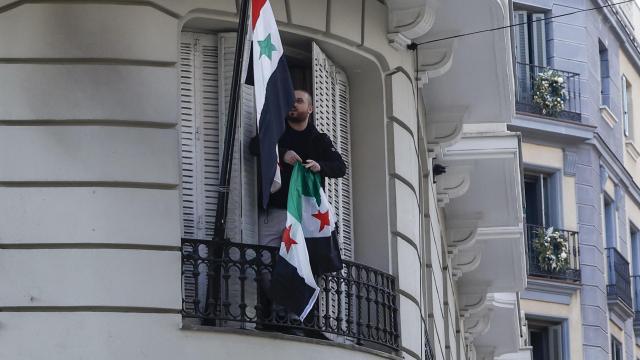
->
[287, 90, 313, 124]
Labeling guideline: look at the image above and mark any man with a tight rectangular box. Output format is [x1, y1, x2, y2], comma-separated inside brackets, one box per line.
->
[252, 89, 346, 337]
[257, 89, 346, 247]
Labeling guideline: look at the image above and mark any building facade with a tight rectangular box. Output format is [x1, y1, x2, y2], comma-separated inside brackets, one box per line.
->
[510, 0, 640, 359]
[0, 1, 526, 359]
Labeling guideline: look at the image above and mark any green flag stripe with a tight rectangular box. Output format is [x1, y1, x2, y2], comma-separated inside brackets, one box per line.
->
[287, 163, 323, 223]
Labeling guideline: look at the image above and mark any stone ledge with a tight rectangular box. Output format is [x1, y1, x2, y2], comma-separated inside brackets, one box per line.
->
[180, 321, 402, 360]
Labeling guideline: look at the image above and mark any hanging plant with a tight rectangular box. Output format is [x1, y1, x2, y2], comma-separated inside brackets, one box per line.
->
[532, 227, 570, 272]
[532, 70, 567, 116]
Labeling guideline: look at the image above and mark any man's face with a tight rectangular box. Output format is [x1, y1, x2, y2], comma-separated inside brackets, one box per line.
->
[287, 90, 313, 123]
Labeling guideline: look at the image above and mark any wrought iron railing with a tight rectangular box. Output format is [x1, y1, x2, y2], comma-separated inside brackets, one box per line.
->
[181, 238, 400, 352]
[632, 275, 640, 333]
[606, 247, 633, 310]
[525, 224, 581, 282]
[515, 62, 582, 121]
[424, 332, 434, 360]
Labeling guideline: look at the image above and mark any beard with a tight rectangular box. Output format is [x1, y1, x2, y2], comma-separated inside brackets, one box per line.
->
[286, 112, 307, 124]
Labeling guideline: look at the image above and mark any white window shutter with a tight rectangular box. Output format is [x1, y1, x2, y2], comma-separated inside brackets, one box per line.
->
[219, 33, 259, 244]
[623, 75, 630, 137]
[312, 42, 354, 261]
[179, 31, 221, 315]
[531, 13, 547, 67]
[513, 11, 531, 103]
[180, 32, 220, 240]
[513, 11, 530, 65]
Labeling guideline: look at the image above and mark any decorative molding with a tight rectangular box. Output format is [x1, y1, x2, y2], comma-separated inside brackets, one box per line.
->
[475, 226, 524, 242]
[626, 140, 640, 162]
[436, 166, 472, 207]
[563, 150, 577, 177]
[446, 224, 480, 254]
[615, 184, 624, 210]
[590, 133, 640, 210]
[426, 107, 468, 153]
[387, 0, 437, 40]
[600, 163, 609, 191]
[459, 292, 489, 317]
[452, 250, 482, 281]
[416, 39, 456, 86]
[523, 278, 581, 305]
[600, 105, 619, 128]
[387, 32, 412, 51]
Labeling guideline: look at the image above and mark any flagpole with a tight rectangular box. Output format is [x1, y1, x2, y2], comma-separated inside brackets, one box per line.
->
[213, 0, 251, 241]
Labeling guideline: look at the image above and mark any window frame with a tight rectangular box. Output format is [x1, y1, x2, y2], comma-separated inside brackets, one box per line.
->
[524, 169, 562, 228]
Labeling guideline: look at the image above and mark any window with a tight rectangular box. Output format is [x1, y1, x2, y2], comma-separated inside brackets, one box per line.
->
[600, 40, 611, 107]
[604, 195, 617, 249]
[527, 318, 565, 360]
[631, 223, 640, 313]
[513, 10, 548, 67]
[623, 75, 632, 138]
[524, 172, 559, 227]
[178, 32, 354, 259]
[611, 336, 623, 360]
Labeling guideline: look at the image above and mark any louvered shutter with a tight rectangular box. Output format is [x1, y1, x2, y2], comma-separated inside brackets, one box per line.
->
[312, 43, 355, 338]
[219, 33, 259, 244]
[180, 32, 221, 315]
[531, 13, 547, 67]
[513, 11, 531, 103]
[312, 42, 354, 261]
[513, 11, 530, 65]
[623, 75, 630, 137]
[180, 32, 220, 240]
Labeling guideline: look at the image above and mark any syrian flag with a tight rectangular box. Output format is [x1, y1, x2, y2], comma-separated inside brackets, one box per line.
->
[270, 163, 343, 319]
[250, 0, 295, 208]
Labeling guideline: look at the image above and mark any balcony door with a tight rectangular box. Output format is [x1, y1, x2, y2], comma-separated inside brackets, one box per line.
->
[513, 10, 547, 67]
[528, 319, 566, 360]
[514, 10, 548, 104]
[524, 172, 560, 228]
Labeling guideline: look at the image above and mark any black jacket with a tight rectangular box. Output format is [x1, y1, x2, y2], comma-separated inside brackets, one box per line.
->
[251, 122, 347, 209]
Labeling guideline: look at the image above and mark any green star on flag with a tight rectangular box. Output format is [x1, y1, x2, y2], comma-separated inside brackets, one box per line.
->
[258, 33, 278, 60]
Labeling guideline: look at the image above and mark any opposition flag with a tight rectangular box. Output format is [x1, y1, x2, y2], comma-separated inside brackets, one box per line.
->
[251, 0, 295, 207]
[270, 163, 343, 319]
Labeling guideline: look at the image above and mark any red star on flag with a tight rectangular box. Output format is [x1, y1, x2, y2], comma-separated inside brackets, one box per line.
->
[312, 210, 331, 232]
[282, 224, 298, 253]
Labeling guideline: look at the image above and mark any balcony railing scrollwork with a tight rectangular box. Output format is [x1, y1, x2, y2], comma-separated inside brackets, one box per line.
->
[181, 238, 400, 352]
[515, 62, 582, 122]
[631, 275, 640, 334]
[606, 247, 633, 312]
[525, 224, 581, 283]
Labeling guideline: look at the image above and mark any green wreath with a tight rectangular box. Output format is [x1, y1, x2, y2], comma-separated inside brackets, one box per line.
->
[532, 227, 570, 272]
[532, 70, 567, 116]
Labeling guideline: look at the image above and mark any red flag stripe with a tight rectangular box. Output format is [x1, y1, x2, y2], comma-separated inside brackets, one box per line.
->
[251, 0, 267, 29]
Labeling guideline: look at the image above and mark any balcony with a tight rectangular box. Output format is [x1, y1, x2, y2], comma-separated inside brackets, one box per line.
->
[525, 224, 581, 283]
[515, 62, 582, 122]
[181, 238, 400, 353]
[632, 275, 640, 334]
[606, 247, 634, 320]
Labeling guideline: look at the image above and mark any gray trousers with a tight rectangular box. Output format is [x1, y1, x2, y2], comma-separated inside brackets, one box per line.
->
[257, 208, 304, 321]
[258, 208, 287, 247]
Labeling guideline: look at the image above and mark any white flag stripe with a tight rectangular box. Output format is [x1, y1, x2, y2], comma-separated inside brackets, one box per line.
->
[300, 194, 335, 238]
[279, 214, 320, 319]
[252, 1, 284, 128]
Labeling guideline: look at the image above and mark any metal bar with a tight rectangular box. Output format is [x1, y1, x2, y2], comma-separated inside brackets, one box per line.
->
[213, 0, 251, 240]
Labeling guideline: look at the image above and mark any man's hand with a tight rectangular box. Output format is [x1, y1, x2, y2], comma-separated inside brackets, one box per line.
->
[283, 150, 302, 165]
[304, 159, 321, 173]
